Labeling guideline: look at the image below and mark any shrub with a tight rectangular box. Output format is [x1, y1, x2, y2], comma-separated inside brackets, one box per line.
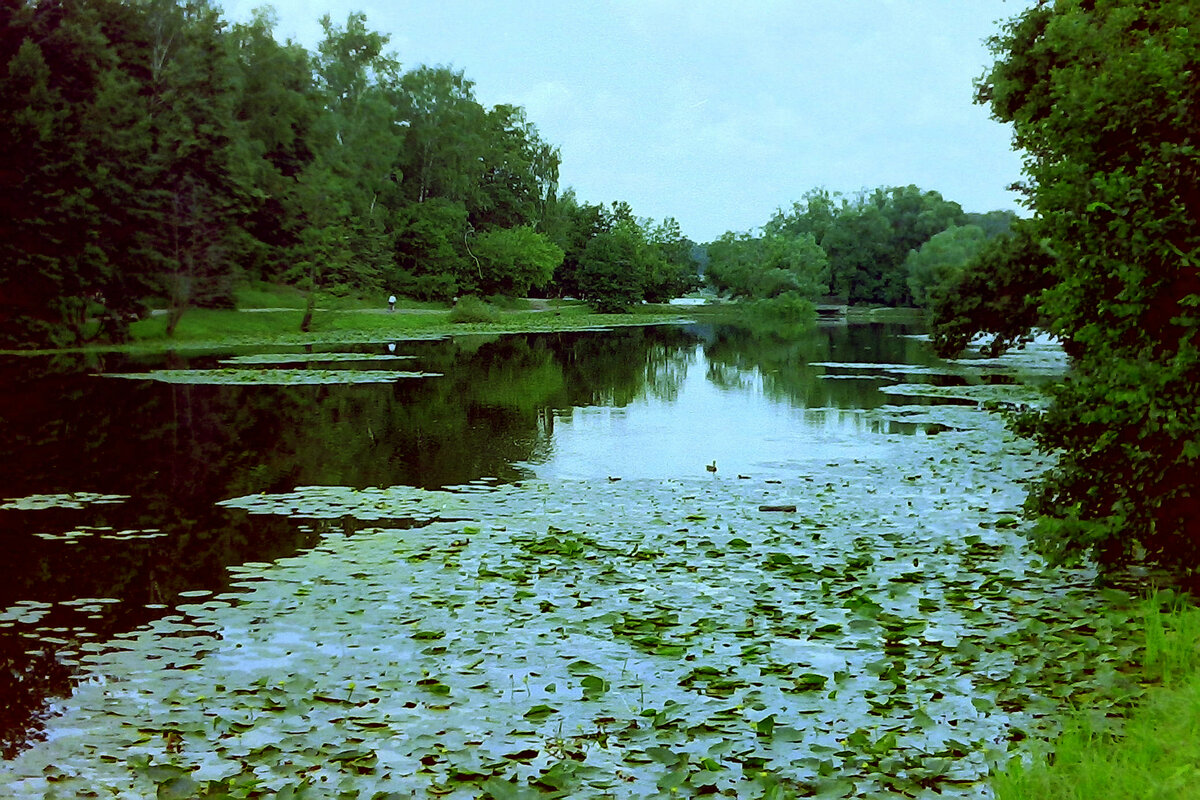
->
[449, 295, 500, 324]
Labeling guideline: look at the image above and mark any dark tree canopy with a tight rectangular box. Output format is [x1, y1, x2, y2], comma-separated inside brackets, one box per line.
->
[0, 0, 717, 341]
[980, 0, 1200, 575]
[927, 221, 1058, 358]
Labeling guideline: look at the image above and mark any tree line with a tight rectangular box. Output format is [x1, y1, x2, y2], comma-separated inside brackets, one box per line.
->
[3, 0, 1026, 349]
[706, 184, 1016, 317]
[0, 0, 700, 346]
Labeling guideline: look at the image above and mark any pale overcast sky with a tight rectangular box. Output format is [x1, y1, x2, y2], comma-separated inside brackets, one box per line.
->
[220, 0, 1033, 243]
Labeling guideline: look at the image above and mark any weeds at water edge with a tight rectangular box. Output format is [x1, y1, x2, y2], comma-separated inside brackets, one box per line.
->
[991, 593, 1200, 800]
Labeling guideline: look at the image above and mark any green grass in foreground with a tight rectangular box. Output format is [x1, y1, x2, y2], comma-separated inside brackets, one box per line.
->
[991, 593, 1200, 800]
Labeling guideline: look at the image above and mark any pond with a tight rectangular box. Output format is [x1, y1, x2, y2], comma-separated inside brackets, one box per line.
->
[0, 319, 1129, 799]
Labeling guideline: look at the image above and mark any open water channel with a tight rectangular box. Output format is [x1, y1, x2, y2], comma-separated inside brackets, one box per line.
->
[0, 319, 1121, 798]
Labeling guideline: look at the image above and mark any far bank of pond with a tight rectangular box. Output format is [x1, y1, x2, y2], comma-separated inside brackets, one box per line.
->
[1, 319, 1150, 799]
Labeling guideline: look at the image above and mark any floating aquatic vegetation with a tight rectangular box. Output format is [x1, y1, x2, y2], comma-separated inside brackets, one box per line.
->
[97, 368, 442, 385]
[0, 492, 129, 511]
[880, 383, 1047, 407]
[217, 484, 473, 523]
[0, 601, 54, 627]
[811, 362, 958, 375]
[217, 353, 417, 365]
[0, 397, 1148, 799]
[903, 333, 1072, 377]
[866, 404, 1004, 433]
[31, 526, 165, 543]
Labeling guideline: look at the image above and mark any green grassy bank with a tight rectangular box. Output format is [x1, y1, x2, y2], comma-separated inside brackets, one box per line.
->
[99, 287, 714, 352]
[991, 594, 1200, 800]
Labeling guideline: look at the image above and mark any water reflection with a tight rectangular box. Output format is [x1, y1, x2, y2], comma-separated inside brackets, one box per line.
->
[0, 320, 955, 756]
[530, 322, 941, 480]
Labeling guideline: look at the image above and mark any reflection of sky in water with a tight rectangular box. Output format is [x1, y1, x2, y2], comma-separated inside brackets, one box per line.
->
[525, 351, 900, 481]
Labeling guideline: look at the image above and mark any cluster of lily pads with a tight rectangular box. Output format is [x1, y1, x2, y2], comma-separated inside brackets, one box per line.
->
[0, 387, 1150, 798]
[0, 492, 129, 512]
[98, 368, 441, 386]
[29, 525, 166, 543]
[217, 354, 417, 366]
[0, 598, 124, 669]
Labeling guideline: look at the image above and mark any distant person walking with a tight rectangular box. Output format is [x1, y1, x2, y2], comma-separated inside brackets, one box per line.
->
[388, 294, 396, 312]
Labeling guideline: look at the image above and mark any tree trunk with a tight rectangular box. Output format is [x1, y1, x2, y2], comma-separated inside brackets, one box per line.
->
[300, 289, 316, 332]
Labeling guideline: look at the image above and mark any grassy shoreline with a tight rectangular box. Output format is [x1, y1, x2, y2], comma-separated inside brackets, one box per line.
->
[1, 281, 930, 357]
[989, 594, 1200, 799]
[0, 299, 713, 356]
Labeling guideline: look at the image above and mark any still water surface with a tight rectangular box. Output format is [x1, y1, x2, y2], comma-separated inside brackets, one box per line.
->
[0, 320, 968, 756]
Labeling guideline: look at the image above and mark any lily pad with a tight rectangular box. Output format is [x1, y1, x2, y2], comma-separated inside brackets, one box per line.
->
[0, 492, 130, 511]
[98, 368, 441, 385]
[217, 353, 416, 365]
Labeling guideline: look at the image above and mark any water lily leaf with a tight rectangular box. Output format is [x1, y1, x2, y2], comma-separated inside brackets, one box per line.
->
[580, 675, 609, 699]
[156, 775, 199, 800]
[219, 353, 416, 365]
[533, 759, 580, 792]
[1, 491, 129, 510]
[754, 714, 777, 737]
[482, 776, 541, 800]
[565, 659, 599, 675]
[522, 704, 558, 720]
[656, 766, 689, 791]
[99, 368, 440, 385]
[645, 746, 683, 765]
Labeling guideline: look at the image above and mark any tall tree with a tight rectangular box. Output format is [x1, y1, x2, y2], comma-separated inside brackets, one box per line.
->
[472, 103, 559, 230]
[981, 0, 1200, 574]
[818, 200, 894, 303]
[469, 225, 563, 297]
[765, 188, 841, 244]
[0, 0, 143, 345]
[138, 0, 257, 335]
[577, 220, 647, 313]
[389, 197, 472, 301]
[927, 221, 1058, 358]
[705, 230, 828, 303]
[542, 190, 611, 298]
[226, 8, 321, 281]
[291, 11, 403, 327]
[644, 217, 700, 302]
[396, 65, 483, 206]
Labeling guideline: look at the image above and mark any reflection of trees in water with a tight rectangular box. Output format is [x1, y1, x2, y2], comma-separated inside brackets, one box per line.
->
[0, 639, 71, 759]
[699, 321, 830, 406]
[0, 326, 702, 755]
[552, 326, 699, 408]
[0, 503, 317, 759]
[699, 321, 933, 410]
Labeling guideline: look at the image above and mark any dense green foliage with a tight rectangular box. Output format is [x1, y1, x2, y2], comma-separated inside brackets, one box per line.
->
[766, 185, 969, 306]
[0, 0, 700, 346]
[707, 231, 829, 299]
[710, 184, 1008, 313]
[927, 222, 1058, 358]
[904, 224, 986, 308]
[979, 0, 1200, 574]
[546, 197, 700, 312]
